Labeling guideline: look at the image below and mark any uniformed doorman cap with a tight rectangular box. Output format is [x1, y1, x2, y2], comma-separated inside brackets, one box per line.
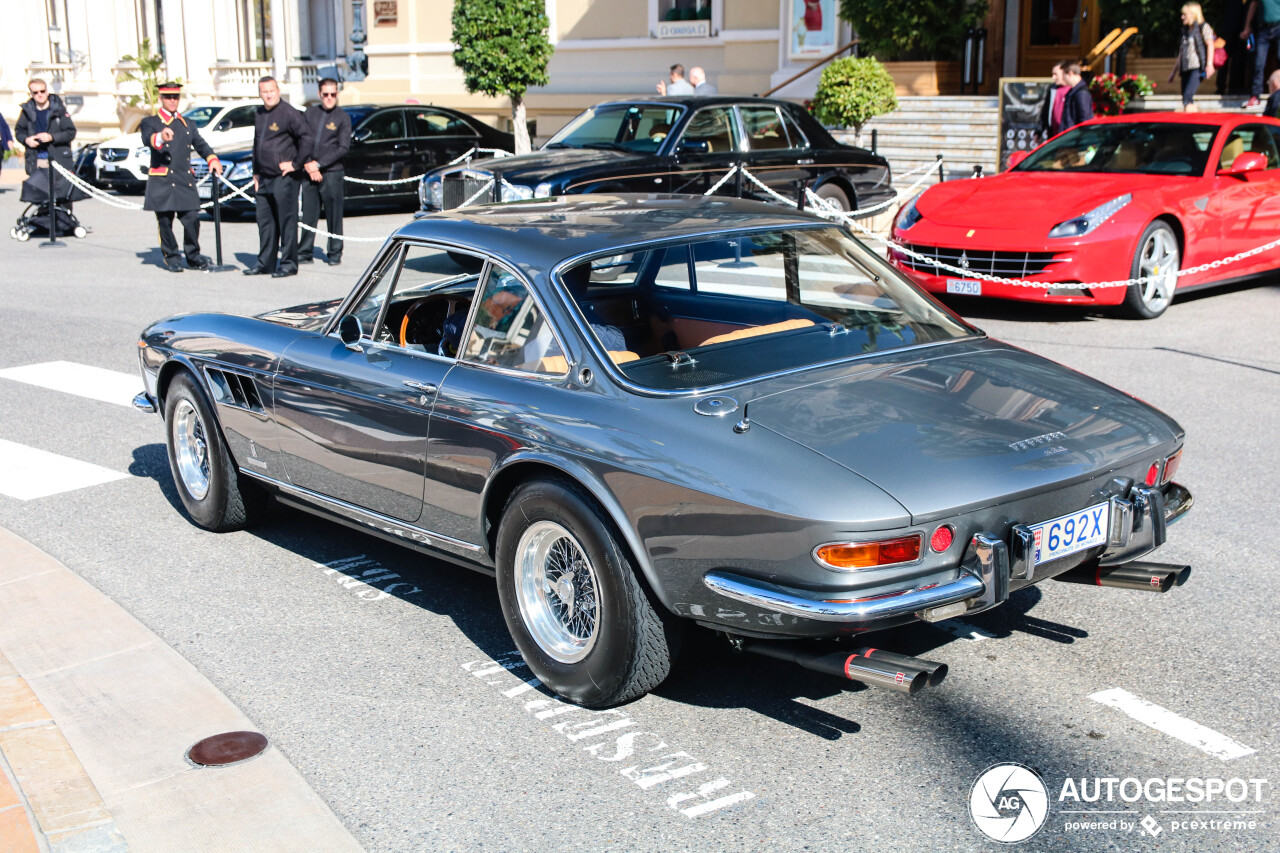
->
[158, 81, 182, 95]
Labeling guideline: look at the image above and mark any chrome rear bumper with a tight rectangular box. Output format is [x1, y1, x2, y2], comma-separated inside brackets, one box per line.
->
[703, 481, 1192, 629]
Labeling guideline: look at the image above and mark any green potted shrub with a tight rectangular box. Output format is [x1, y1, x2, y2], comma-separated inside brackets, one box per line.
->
[810, 56, 898, 147]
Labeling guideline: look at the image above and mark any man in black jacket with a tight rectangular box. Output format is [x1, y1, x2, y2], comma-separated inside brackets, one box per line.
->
[1059, 61, 1095, 133]
[139, 82, 222, 272]
[298, 78, 352, 266]
[245, 76, 313, 278]
[14, 79, 76, 176]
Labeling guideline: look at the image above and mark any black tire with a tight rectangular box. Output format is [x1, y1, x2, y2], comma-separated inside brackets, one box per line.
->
[815, 182, 852, 213]
[495, 478, 681, 708]
[1121, 221, 1179, 319]
[163, 372, 262, 532]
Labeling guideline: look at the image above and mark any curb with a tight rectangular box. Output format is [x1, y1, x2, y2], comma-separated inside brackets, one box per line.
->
[0, 527, 364, 852]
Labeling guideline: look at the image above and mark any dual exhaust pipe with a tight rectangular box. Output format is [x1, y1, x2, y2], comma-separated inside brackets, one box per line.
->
[1055, 560, 1191, 593]
[743, 642, 948, 694]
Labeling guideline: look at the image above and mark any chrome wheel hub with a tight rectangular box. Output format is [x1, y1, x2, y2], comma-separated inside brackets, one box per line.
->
[173, 399, 211, 500]
[514, 521, 601, 663]
[1138, 229, 1178, 314]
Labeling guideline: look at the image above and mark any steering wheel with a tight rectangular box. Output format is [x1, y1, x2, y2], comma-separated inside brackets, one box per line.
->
[399, 300, 445, 350]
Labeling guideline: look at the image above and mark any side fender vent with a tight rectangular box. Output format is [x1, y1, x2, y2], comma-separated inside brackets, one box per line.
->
[205, 367, 266, 414]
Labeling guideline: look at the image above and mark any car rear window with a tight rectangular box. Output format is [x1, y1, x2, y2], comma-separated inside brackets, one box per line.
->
[559, 226, 975, 392]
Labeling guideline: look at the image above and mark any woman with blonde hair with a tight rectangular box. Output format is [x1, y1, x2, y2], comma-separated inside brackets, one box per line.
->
[1170, 3, 1216, 111]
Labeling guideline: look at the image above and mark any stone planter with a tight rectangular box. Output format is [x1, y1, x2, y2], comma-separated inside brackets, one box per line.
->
[883, 61, 963, 96]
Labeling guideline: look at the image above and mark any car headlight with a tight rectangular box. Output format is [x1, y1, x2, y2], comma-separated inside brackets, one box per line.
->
[896, 193, 923, 230]
[501, 182, 534, 202]
[1048, 193, 1131, 238]
[225, 160, 253, 181]
[421, 176, 443, 210]
[534, 182, 554, 198]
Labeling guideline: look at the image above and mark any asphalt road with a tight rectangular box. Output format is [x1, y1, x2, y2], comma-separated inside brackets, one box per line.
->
[0, 183, 1276, 852]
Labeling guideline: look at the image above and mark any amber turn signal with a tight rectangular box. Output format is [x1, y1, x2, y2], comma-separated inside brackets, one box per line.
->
[814, 534, 922, 570]
[1161, 449, 1182, 484]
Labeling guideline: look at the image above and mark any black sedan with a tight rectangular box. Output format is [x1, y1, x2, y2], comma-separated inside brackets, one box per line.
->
[420, 96, 892, 213]
[206, 103, 514, 213]
[134, 195, 1192, 708]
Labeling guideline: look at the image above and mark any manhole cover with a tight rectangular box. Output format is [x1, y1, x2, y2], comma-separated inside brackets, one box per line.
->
[186, 731, 269, 767]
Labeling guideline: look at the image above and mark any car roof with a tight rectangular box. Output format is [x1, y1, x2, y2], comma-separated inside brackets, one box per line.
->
[398, 194, 835, 272]
[594, 95, 802, 109]
[1083, 111, 1280, 127]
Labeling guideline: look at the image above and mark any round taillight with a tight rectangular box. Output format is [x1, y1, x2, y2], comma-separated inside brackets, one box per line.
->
[1145, 462, 1161, 486]
[930, 525, 954, 552]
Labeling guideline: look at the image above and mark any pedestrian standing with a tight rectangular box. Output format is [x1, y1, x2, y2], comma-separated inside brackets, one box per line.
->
[1039, 62, 1068, 139]
[0, 113, 14, 179]
[1169, 4, 1215, 112]
[689, 66, 717, 95]
[1242, 0, 1280, 106]
[1058, 61, 1094, 132]
[656, 64, 695, 96]
[139, 82, 222, 272]
[1263, 69, 1280, 115]
[244, 76, 312, 278]
[298, 78, 351, 266]
[14, 79, 76, 177]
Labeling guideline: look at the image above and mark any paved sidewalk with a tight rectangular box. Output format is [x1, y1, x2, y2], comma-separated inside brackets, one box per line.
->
[0, 527, 364, 852]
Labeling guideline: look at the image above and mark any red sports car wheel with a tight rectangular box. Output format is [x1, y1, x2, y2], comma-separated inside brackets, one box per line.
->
[1123, 221, 1179, 319]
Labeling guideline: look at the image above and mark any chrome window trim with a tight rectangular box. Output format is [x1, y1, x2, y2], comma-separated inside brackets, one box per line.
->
[458, 259, 572, 380]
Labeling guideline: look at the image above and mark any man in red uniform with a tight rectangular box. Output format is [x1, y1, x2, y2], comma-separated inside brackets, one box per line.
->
[139, 82, 222, 272]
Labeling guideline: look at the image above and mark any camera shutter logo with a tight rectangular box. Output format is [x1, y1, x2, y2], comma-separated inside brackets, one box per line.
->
[969, 763, 1049, 843]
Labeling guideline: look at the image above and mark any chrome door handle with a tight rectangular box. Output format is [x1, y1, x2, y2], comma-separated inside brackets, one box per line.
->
[403, 381, 437, 394]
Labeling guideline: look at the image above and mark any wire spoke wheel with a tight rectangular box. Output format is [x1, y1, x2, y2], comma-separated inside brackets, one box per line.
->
[172, 398, 211, 500]
[514, 520, 601, 663]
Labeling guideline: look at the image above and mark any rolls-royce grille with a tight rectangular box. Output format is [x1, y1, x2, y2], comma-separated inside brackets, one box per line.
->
[898, 244, 1065, 278]
[443, 173, 496, 209]
[99, 148, 128, 162]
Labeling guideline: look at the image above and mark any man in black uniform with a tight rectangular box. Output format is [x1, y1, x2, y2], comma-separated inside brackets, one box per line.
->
[299, 77, 351, 266]
[245, 75, 312, 278]
[139, 82, 221, 273]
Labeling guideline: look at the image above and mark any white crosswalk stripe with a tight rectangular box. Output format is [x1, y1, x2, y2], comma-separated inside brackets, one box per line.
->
[1090, 688, 1257, 761]
[0, 360, 141, 407]
[0, 438, 130, 500]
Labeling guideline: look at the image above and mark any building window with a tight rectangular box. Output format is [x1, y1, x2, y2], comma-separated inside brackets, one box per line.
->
[243, 0, 272, 61]
[656, 0, 712, 39]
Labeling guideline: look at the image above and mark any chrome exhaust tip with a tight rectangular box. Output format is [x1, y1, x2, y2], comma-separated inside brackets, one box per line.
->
[1054, 560, 1191, 592]
[741, 641, 945, 694]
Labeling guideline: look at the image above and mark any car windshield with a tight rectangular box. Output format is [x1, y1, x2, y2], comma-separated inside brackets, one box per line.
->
[346, 106, 378, 126]
[559, 226, 975, 392]
[544, 104, 685, 154]
[182, 107, 218, 128]
[1017, 122, 1219, 176]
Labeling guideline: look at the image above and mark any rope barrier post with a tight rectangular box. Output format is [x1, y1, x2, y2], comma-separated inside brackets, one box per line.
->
[41, 159, 66, 248]
[735, 163, 744, 198]
[206, 176, 236, 272]
[796, 179, 806, 211]
[936, 154, 945, 185]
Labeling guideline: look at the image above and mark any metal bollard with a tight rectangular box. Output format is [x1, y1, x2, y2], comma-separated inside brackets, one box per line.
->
[41, 160, 65, 248]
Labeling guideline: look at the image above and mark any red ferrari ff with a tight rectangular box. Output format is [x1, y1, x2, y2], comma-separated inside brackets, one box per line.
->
[889, 112, 1280, 318]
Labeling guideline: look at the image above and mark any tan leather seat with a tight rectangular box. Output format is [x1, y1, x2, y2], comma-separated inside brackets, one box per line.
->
[536, 351, 638, 374]
[1220, 136, 1245, 170]
[700, 319, 814, 347]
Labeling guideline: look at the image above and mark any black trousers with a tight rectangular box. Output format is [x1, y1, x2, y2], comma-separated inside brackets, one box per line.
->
[299, 170, 345, 261]
[156, 209, 202, 264]
[255, 174, 301, 273]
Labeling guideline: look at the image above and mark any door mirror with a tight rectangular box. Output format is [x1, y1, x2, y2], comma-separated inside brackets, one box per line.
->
[1005, 150, 1030, 171]
[353, 127, 372, 143]
[213, 120, 232, 133]
[1219, 151, 1268, 176]
[338, 315, 364, 350]
[678, 139, 710, 155]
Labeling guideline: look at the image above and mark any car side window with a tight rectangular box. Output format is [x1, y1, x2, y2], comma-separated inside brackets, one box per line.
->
[740, 107, 790, 151]
[348, 248, 403, 339]
[361, 110, 406, 141]
[678, 107, 740, 154]
[462, 266, 563, 374]
[225, 106, 257, 129]
[778, 109, 811, 150]
[1220, 125, 1280, 169]
[652, 246, 692, 291]
[410, 109, 479, 138]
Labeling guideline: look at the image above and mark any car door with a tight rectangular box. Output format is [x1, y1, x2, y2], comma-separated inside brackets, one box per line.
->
[407, 108, 482, 176]
[346, 108, 414, 203]
[669, 105, 743, 197]
[271, 241, 484, 522]
[1212, 123, 1280, 262]
[419, 262, 570, 543]
[209, 105, 258, 149]
[737, 105, 811, 203]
